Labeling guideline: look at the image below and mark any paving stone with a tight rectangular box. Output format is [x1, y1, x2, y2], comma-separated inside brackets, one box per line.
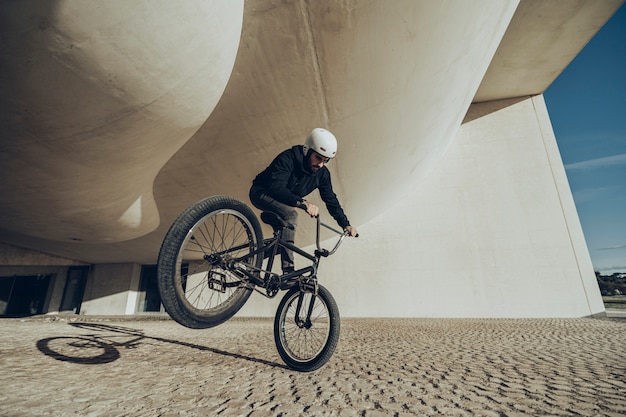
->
[1, 316, 625, 416]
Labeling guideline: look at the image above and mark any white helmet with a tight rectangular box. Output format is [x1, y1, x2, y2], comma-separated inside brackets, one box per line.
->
[303, 128, 337, 159]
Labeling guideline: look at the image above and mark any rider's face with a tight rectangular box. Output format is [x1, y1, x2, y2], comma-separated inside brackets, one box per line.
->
[309, 151, 330, 172]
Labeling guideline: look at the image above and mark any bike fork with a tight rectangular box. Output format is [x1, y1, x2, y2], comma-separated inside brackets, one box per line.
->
[294, 291, 317, 329]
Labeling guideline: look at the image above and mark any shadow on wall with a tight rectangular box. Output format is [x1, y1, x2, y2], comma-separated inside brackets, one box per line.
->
[463, 96, 530, 124]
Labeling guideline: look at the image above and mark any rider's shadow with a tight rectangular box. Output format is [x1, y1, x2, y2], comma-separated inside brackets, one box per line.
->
[36, 322, 287, 369]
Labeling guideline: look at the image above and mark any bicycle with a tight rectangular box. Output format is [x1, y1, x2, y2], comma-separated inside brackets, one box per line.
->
[157, 195, 354, 372]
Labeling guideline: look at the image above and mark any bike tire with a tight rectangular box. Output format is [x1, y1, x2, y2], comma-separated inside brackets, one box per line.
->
[274, 284, 340, 372]
[157, 196, 263, 329]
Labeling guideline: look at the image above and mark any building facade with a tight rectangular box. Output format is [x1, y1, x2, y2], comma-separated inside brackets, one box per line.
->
[1, 0, 623, 317]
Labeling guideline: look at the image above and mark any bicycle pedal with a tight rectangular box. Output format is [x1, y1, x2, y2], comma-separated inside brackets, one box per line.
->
[208, 270, 227, 293]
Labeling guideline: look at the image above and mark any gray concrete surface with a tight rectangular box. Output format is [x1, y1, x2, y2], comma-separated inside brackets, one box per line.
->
[1, 315, 625, 416]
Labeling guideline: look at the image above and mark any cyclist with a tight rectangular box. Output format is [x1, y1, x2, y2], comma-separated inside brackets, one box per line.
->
[249, 128, 358, 274]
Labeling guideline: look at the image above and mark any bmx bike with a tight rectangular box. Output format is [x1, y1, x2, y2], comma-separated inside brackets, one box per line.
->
[157, 195, 353, 372]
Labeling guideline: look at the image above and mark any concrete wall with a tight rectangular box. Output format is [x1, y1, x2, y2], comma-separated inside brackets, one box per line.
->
[0, 243, 151, 316]
[239, 95, 604, 318]
[0, 257, 145, 316]
[0, 243, 89, 315]
[80, 263, 142, 315]
[0, 242, 87, 267]
[0, 265, 71, 314]
[2, 95, 603, 318]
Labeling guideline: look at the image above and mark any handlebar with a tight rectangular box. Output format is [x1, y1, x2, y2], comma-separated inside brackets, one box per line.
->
[315, 215, 356, 257]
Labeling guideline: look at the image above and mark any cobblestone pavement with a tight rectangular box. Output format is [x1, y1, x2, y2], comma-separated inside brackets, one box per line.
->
[1, 316, 625, 417]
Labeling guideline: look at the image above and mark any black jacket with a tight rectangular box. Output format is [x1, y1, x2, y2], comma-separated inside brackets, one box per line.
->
[252, 145, 350, 228]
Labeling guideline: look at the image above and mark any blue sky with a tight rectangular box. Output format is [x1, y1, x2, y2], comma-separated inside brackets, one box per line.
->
[544, 3, 626, 275]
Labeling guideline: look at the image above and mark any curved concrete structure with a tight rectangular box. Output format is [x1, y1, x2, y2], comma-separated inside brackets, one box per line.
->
[0, 0, 243, 242]
[0, 0, 623, 318]
[155, 0, 517, 242]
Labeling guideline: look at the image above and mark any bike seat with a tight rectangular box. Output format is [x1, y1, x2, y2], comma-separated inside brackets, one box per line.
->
[260, 211, 295, 230]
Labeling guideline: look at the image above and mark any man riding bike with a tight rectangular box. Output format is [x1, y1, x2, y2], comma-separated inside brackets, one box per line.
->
[249, 128, 358, 274]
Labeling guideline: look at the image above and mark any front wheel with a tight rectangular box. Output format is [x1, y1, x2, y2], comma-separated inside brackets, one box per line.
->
[274, 284, 340, 372]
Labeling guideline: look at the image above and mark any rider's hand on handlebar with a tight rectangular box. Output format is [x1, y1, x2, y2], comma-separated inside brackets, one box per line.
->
[303, 201, 319, 218]
[344, 225, 359, 237]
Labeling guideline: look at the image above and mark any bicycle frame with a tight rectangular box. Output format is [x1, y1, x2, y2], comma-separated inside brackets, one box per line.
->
[207, 215, 348, 297]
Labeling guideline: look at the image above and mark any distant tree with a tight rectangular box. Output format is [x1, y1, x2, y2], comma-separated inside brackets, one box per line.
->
[596, 271, 626, 296]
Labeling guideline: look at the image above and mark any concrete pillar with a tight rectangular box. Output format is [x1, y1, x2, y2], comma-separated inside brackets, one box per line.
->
[239, 95, 604, 318]
[80, 263, 142, 315]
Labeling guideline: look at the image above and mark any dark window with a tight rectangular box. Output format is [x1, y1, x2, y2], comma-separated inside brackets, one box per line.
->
[139, 266, 162, 312]
[0, 275, 51, 317]
[60, 267, 89, 314]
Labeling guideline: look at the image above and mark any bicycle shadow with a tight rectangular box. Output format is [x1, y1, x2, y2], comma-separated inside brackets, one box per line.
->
[36, 322, 287, 369]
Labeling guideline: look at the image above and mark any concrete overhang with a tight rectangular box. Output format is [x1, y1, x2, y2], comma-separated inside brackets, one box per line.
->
[0, 0, 623, 264]
[475, 0, 623, 102]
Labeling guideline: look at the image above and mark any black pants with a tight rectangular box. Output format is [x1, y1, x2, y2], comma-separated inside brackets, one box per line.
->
[249, 186, 299, 272]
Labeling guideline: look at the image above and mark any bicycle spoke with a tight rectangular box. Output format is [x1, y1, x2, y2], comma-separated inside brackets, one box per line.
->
[281, 293, 329, 360]
[274, 284, 339, 371]
[176, 210, 256, 312]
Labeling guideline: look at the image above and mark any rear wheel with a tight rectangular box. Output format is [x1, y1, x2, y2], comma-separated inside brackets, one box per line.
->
[274, 284, 340, 372]
[157, 196, 263, 329]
